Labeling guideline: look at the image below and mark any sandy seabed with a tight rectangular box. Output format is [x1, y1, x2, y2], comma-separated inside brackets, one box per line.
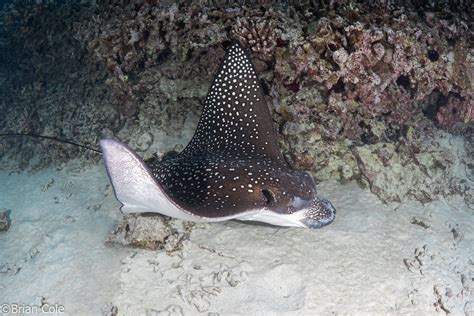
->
[0, 161, 473, 315]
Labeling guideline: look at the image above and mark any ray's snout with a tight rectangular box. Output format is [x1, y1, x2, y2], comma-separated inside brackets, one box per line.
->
[301, 197, 336, 229]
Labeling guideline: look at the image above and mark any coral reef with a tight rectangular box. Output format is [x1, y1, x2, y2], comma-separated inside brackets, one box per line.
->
[0, 0, 472, 204]
[76, 2, 179, 118]
[274, 7, 473, 142]
[352, 129, 473, 207]
[0, 2, 113, 170]
[231, 16, 277, 61]
[74, 1, 235, 118]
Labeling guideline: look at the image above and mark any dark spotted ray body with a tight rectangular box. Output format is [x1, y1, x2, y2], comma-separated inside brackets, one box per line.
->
[151, 155, 315, 217]
[100, 42, 336, 228]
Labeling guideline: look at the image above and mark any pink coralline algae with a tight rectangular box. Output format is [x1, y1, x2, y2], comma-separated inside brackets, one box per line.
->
[277, 10, 472, 138]
[437, 97, 474, 129]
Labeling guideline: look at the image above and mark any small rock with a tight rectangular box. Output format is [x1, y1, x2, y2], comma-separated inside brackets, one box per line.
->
[136, 132, 154, 152]
[0, 263, 21, 275]
[33, 296, 45, 307]
[0, 208, 11, 232]
[101, 303, 118, 316]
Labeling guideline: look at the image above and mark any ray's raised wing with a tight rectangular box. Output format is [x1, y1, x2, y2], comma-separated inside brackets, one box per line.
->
[180, 42, 283, 161]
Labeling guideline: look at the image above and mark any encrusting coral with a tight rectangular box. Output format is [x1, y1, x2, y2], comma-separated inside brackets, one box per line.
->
[275, 8, 472, 141]
[436, 97, 474, 129]
[76, 2, 180, 118]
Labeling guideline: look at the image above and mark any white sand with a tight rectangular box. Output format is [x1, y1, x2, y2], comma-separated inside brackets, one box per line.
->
[0, 161, 473, 315]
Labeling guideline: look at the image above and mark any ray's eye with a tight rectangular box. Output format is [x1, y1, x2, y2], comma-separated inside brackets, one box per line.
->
[261, 189, 276, 206]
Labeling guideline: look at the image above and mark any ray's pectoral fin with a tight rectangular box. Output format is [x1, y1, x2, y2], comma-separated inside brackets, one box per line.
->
[99, 139, 195, 220]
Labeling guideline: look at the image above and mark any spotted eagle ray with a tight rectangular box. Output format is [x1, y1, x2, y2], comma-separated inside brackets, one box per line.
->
[100, 42, 336, 229]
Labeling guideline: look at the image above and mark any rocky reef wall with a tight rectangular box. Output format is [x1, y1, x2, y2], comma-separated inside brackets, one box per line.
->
[0, 0, 472, 206]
